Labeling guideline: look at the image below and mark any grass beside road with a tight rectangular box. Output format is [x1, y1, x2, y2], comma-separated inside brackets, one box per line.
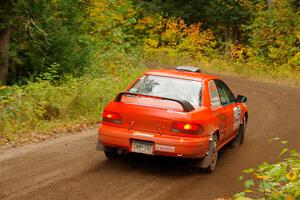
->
[0, 64, 144, 146]
[200, 59, 300, 87]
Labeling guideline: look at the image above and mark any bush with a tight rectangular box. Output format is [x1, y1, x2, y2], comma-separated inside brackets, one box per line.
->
[0, 53, 144, 143]
[235, 143, 300, 199]
[143, 17, 216, 57]
[246, 0, 300, 70]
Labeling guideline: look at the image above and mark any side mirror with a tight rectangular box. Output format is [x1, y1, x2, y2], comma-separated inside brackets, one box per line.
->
[236, 95, 247, 103]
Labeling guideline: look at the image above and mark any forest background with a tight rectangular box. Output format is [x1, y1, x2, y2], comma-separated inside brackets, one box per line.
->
[0, 0, 299, 141]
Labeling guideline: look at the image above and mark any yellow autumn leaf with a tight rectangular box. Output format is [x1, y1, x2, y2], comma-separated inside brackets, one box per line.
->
[254, 174, 268, 180]
[286, 170, 298, 181]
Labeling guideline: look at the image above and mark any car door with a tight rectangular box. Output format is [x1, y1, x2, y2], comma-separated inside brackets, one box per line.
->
[208, 80, 227, 143]
[214, 80, 238, 142]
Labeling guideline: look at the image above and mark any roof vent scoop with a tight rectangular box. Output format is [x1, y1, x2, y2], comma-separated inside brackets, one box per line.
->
[176, 66, 201, 73]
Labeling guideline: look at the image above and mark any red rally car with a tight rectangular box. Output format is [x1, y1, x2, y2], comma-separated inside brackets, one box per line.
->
[97, 66, 248, 172]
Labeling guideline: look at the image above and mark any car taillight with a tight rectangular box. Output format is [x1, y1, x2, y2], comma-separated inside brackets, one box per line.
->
[171, 122, 203, 134]
[103, 111, 122, 124]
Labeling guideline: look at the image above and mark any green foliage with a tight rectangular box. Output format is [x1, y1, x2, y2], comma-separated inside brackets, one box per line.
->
[88, 0, 139, 52]
[5, 0, 94, 84]
[0, 53, 144, 142]
[142, 17, 217, 63]
[246, 0, 300, 71]
[235, 144, 300, 199]
[133, 0, 251, 41]
[1, 0, 299, 85]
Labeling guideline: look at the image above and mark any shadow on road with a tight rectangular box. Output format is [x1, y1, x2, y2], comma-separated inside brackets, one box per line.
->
[89, 142, 238, 178]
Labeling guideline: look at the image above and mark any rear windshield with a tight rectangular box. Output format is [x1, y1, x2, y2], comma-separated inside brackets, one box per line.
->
[128, 75, 202, 107]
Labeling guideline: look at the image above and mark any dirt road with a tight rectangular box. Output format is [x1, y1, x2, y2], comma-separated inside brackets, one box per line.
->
[0, 75, 299, 200]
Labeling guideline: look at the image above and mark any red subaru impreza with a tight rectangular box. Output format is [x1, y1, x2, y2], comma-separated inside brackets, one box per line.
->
[97, 66, 248, 172]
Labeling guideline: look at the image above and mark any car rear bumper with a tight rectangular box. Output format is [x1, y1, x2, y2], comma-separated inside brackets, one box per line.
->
[98, 124, 211, 159]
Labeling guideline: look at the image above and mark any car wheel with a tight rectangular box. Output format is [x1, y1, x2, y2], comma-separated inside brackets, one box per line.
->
[104, 148, 118, 160]
[204, 134, 219, 173]
[231, 117, 246, 147]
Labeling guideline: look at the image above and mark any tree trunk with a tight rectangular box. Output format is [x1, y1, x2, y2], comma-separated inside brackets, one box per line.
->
[0, 28, 10, 85]
[224, 21, 230, 42]
[232, 24, 240, 42]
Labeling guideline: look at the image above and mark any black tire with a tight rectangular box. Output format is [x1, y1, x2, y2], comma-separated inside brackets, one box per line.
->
[104, 149, 118, 160]
[204, 134, 219, 173]
[231, 117, 246, 147]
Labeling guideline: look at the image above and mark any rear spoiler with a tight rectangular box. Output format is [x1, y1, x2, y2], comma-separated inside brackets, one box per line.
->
[114, 92, 195, 112]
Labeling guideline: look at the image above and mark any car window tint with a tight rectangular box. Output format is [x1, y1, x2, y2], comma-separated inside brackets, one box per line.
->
[128, 75, 202, 107]
[215, 80, 235, 105]
[209, 80, 221, 107]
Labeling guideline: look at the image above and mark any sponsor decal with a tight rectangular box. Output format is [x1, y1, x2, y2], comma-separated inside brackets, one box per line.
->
[133, 132, 154, 138]
[233, 106, 241, 131]
[155, 144, 176, 152]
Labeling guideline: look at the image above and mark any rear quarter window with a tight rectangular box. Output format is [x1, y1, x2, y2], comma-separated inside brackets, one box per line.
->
[209, 80, 221, 108]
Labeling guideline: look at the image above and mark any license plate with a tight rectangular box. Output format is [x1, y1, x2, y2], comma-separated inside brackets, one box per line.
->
[132, 140, 153, 155]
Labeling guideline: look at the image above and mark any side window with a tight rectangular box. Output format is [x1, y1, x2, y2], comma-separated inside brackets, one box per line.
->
[209, 80, 221, 108]
[215, 80, 235, 105]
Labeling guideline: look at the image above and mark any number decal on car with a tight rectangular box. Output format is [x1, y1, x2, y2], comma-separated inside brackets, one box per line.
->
[233, 106, 241, 131]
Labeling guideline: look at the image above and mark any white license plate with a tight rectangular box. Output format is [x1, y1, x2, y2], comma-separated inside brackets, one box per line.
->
[132, 141, 153, 155]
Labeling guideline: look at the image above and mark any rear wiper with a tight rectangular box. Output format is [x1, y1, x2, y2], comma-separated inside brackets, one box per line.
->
[114, 92, 195, 112]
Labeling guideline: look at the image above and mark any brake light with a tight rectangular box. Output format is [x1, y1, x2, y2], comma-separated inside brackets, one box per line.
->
[171, 122, 203, 134]
[103, 111, 122, 124]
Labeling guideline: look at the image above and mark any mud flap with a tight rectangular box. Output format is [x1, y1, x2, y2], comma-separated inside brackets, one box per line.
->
[96, 124, 104, 151]
[96, 140, 105, 151]
[196, 141, 214, 168]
